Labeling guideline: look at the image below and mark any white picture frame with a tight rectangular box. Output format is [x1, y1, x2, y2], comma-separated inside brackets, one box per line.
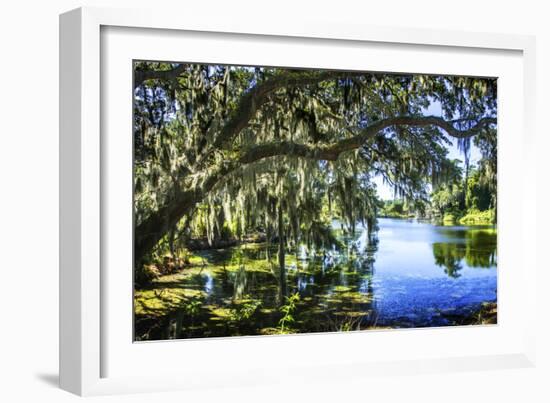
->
[60, 6, 537, 396]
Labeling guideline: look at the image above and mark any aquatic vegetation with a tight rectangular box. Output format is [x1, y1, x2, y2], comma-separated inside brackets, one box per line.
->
[229, 297, 262, 322]
[135, 287, 205, 317]
[278, 293, 300, 334]
[133, 218, 496, 340]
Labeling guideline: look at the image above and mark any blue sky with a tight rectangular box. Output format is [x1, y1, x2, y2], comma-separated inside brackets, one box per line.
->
[374, 100, 483, 200]
[374, 141, 481, 200]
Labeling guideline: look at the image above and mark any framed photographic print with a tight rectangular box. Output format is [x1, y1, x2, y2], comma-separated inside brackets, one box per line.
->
[132, 61, 498, 341]
[60, 6, 537, 396]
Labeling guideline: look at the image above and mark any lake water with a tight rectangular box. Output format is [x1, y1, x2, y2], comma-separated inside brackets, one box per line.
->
[365, 218, 496, 326]
[134, 218, 497, 340]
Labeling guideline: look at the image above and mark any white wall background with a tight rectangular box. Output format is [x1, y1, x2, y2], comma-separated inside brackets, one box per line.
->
[0, 1, 548, 401]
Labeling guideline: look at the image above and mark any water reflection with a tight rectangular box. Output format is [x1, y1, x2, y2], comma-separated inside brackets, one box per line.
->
[432, 243, 464, 278]
[432, 228, 497, 278]
[135, 218, 497, 340]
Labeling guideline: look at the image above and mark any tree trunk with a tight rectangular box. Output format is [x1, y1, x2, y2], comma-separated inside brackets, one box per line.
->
[265, 218, 271, 262]
[168, 226, 176, 258]
[463, 159, 470, 210]
[278, 199, 287, 299]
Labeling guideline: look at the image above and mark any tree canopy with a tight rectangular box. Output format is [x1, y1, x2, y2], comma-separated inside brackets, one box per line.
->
[133, 62, 497, 270]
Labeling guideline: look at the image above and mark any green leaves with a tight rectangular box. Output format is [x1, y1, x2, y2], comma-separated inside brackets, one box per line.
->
[133, 62, 497, 262]
[278, 292, 300, 333]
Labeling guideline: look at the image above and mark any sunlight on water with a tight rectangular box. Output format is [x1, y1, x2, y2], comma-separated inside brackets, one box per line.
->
[135, 218, 497, 339]
[372, 218, 497, 325]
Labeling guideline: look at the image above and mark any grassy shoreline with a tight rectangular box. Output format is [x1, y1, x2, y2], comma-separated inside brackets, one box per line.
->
[379, 211, 496, 226]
